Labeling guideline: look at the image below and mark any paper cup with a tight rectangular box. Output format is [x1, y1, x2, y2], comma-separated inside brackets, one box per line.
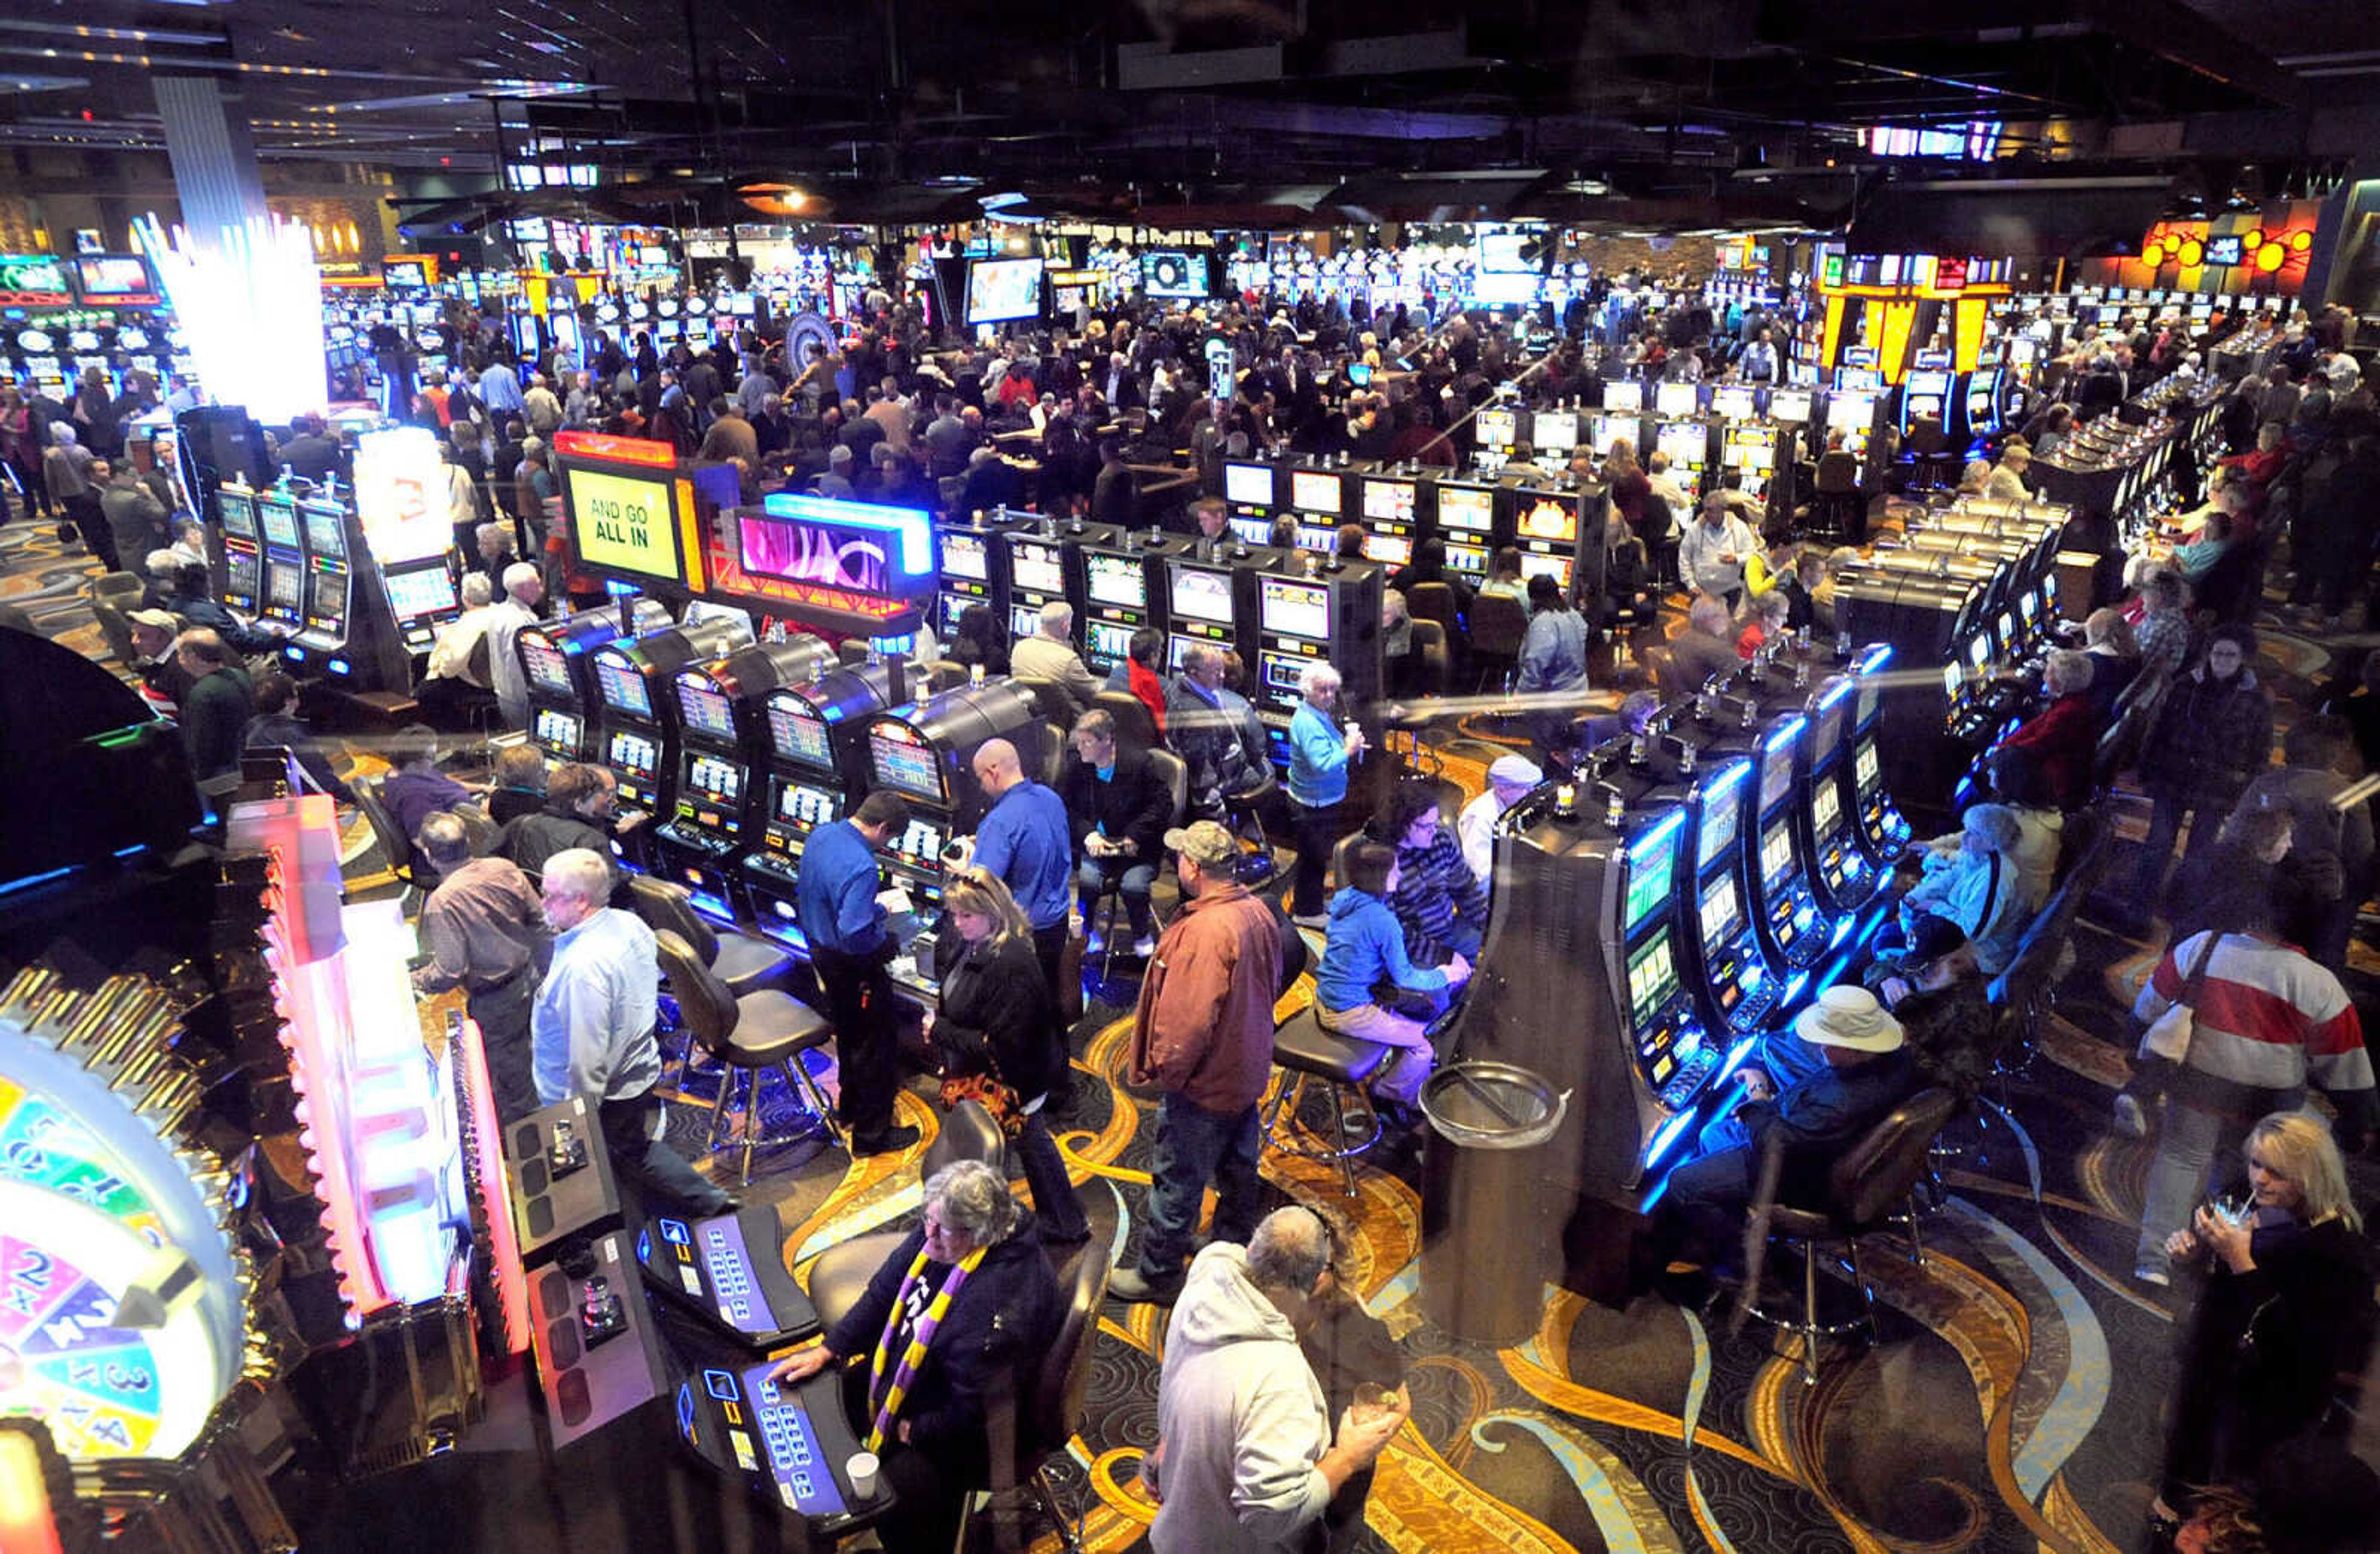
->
[846, 1451, 880, 1499]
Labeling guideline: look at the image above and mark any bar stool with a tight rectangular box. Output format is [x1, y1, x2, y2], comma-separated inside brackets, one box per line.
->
[653, 929, 844, 1185]
[1260, 1007, 1393, 1196]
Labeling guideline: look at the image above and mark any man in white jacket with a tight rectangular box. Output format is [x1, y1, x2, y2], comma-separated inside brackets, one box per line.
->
[1143, 1206, 1407, 1552]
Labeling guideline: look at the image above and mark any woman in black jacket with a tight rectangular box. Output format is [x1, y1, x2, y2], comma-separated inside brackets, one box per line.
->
[2151, 1112, 2374, 1535]
[929, 869, 1092, 1244]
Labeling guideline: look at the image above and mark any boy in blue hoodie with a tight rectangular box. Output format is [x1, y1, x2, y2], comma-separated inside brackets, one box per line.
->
[1313, 841, 1471, 1112]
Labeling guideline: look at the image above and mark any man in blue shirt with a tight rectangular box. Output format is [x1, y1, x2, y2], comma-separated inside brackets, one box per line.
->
[796, 791, 920, 1155]
[532, 848, 733, 1213]
[969, 738, 1078, 1086]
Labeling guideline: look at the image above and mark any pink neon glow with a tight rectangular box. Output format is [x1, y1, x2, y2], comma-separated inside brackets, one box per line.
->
[738, 512, 889, 593]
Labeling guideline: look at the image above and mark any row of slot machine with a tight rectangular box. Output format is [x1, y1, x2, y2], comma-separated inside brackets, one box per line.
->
[935, 505, 1385, 760]
[514, 604, 1051, 990]
[7, 312, 187, 401]
[1889, 341, 2038, 447]
[1450, 636, 1911, 1219]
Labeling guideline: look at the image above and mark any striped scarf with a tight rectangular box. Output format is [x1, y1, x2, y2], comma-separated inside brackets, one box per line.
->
[863, 1242, 987, 1452]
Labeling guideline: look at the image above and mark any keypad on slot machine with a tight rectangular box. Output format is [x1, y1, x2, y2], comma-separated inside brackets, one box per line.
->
[752, 1376, 824, 1506]
[702, 1223, 755, 1325]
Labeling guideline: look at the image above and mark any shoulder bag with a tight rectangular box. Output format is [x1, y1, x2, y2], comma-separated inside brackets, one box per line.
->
[2139, 931, 2224, 1064]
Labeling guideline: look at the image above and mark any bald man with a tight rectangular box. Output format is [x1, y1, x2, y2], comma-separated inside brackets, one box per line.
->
[968, 736, 1079, 1076]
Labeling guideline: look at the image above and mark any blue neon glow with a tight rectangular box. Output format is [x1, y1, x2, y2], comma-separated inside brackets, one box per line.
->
[1717, 1034, 1761, 1082]
[1645, 1108, 1699, 1169]
[1703, 760, 1748, 796]
[1765, 715, 1807, 749]
[1856, 643, 1893, 673]
[762, 491, 935, 576]
[687, 890, 737, 925]
[1783, 970, 1810, 1004]
[1830, 916, 1854, 946]
[327, 657, 351, 676]
[1629, 809, 1686, 862]
[1819, 680, 1854, 708]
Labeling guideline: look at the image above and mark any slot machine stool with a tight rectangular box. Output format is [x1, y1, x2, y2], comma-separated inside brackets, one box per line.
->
[1736, 1086, 1957, 1384]
[1261, 1008, 1394, 1197]
[654, 929, 845, 1186]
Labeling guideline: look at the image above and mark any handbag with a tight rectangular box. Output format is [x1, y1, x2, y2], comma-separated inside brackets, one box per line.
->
[938, 1072, 1028, 1139]
[2139, 931, 2224, 1063]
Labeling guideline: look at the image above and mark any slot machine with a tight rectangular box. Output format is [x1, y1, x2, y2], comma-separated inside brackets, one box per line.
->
[1352, 470, 1420, 569]
[1840, 645, 1911, 868]
[15, 327, 66, 398]
[253, 484, 309, 631]
[1651, 416, 1713, 504]
[1587, 406, 1645, 460]
[517, 603, 672, 765]
[1898, 367, 1953, 436]
[934, 507, 1030, 643]
[1797, 676, 1880, 915]
[1708, 385, 1758, 426]
[1248, 558, 1383, 751]
[1430, 477, 1497, 587]
[1740, 710, 1834, 970]
[1283, 463, 1352, 552]
[1077, 527, 1181, 675]
[1220, 457, 1281, 550]
[586, 614, 756, 872]
[1000, 525, 1077, 643]
[1473, 404, 1520, 471]
[1502, 480, 1602, 601]
[1965, 348, 2004, 439]
[653, 635, 837, 916]
[1676, 754, 1790, 1035]
[738, 661, 897, 944]
[214, 481, 265, 613]
[1162, 545, 1271, 676]
[379, 553, 465, 656]
[1823, 388, 1882, 462]
[288, 493, 355, 667]
[1717, 421, 1781, 506]
[1530, 406, 1581, 464]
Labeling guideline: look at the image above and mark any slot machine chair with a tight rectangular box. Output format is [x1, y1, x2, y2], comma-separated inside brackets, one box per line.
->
[965, 1240, 1113, 1554]
[803, 1100, 1014, 1329]
[1091, 689, 1161, 752]
[1809, 452, 1866, 542]
[1261, 832, 1391, 1196]
[85, 579, 148, 670]
[653, 929, 843, 1185]
[628, 875, 801, 998]
[1466, 592, 1528, 694]
[352, 778, 436, 911]
[1086, 748, 1187, 980]
[1737, 1086, 1959, 1385]
[1639, 493, 1681, 587]
[1404, 581, 1461, 651]
[1905, 416, 1960, 493]
[1405, 618, 1451, 698]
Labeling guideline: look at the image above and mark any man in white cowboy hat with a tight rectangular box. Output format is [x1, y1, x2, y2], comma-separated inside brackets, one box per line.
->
[1649, 985, 1919, 1271]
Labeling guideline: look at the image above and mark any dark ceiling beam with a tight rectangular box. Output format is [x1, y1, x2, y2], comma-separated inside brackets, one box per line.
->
[2070, 0, 2305, 108]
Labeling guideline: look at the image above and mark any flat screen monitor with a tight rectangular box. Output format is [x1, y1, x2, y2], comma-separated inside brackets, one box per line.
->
[257, 496, 301, 550]
[1008, 538, 1064, 597]
[304, 568, 346, 630]
[1768, 388, 1814, 423]
[534, 707, 582, 752]
[682, 752, 743, 808]
[1366, 531, 1414, 568]
[1626, 932, 1681, 1029]
[1941, 662, 1962, 701]
[1711, 386, 1756, 421]
[1760, 816, 1794, 881]
[964, 258, 1044, 325]
[1258, 649, 1311, 695]
[1602, 380, 1643, 412]
[1085, 618, 1135, 663]
[769, 778, 839, 834]
[1517, 552, 1572, 588]
[1288, 469, 1342, 516]
[765, 698, 834, 768]
[1532, 410, 1578, 454]
[1442, 542, 1488, 576]
[1436, 484, 1493, 533]
[1085, 553, 1145, 608]
[225, 548, 260, 602]
[1475, 407, 1518, 449]
[1854, 739, 1882, 795]
[1360, 478, 1415, 524]
[1655, 382, 1700, 417]
[1223, 462, 1275, 509]
[1258, 576, 1331, 639]
[1511, 491, 1577, 546]
[300, 503, 346, 562]
[1697, 771, 1744, 868]
[867, 724, 945, 803]
[594, 654, 653, 719]
[1623, 820, 1680, 936]
[606, 729, 660, 783]
[214, 488, 258, 542]
[884, 815, 948, 873]
[1169, 564, 1235, 625]
[1759, 736, 1797, 814]
[1699, 873, 1744, 947]
[1166, 633, 1203, 672]
[384, 563, 457, 621]
[520, 634, 573, 696]
[677, 680, 738, 742]
[1589, 413, 1636, 457]
[940, 530, 989, 581]
[1812, 778, 1842, 839]
[71, 255, 156, 303]
[1140, 251, 1208, 299]
[566, 462, 686, 586]
[1655, 422, 1709, 471]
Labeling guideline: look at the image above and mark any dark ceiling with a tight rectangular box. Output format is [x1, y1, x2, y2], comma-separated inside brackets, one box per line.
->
[0, 0, 2372, 229]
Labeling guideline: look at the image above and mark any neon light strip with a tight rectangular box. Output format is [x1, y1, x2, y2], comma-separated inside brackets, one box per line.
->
[553, 429, 677, 467]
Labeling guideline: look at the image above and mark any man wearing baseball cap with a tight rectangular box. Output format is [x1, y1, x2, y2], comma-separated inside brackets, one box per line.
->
[1455, 753, 1542, 886]
[1112, 820, 1283, 1304]
[1649, 984, 1919, 1275]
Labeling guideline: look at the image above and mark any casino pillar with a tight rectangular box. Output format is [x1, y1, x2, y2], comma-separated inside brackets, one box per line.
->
[152, 75, 272, 242]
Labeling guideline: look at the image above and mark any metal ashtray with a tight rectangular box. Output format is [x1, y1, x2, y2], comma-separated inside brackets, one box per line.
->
[1417, 1061, 1568, 1149]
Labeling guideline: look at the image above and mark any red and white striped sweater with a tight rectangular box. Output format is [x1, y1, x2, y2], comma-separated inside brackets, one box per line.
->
[2135, 931, 2373, 1106]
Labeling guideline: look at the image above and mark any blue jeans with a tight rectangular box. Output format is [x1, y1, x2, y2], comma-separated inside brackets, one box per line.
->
[1077, 857, 1157, 939]
[1015, 1107, 1091, 1242]
[2135, 1080, 2305, 1275]
[1137, 1092, 1263, 1280]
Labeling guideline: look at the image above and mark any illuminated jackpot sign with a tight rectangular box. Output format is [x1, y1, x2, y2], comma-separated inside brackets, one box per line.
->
[555, 429, 707, 592]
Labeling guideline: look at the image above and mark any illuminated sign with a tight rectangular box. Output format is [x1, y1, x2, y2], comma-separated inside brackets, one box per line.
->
[352, 427, 454, 564]
[703, 493, 932, 634]
[570, 467, 684, 581]
[71, 254, 159, 305]
[0, 255, 72, 307]
[2204, 235, 2244, 266]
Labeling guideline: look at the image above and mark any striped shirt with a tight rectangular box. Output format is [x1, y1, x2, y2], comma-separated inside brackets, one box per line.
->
[2135, 931, 2371, 1099]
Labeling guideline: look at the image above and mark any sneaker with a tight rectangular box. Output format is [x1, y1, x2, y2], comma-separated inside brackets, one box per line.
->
[1130, 935, 1158, 958]
[1290, 913, 1329, 931]
[850, 1124, 921, 1156]
[2133, 1260, 2171, 1288]
[1106, 1266, 1183, 1304]
[2112, 1093, 2149, 1139]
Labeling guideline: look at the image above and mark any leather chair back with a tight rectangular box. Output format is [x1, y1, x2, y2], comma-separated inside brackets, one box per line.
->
[1825, 1087, 1959, 1226]
[87, 592, 142, 670]
[354, 780, 420, 882]
[653, 928, 739, 1061]
[1019, 677, 1079, 731]
[926, 661, 970, 693]
[925, 1099, 1007, 1179]
[1093, 688, 1161, 751]
[1030, 1240, 1111, 1455]
[1409, 618, 1450, 697]
[629, 875, 721, 964]
[1037, 722, 1065, 788]
[1815, 451, 1861, 494]
[1145, 748, 1189, 833]
[1406, 581, 1458, 639]
[1466, 592, 1528, 660]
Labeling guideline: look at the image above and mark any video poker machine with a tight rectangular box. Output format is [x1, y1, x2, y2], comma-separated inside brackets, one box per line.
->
[213, 480, 265, 614]
[586, 613, 757, 872]
[1797, 675, 1882, 916]
[1220, 456, 1284, 550]
[1077, 525, 1182, 675]
[934, 507, 1033, 643]
[1430, 477, 1497, 586]
[279, 489, 416, 693]
[1502, 479, 1604, 602]
[518, 602, 673, 766]
[1718, 420, 1783, 507]
[739, 662, 899, 946]
[633, 1205, 820, 1350]
[1840, 646, 1911, 867]
[653, 634, 838, 916]
[1250, 558, 1383, 754]
[252, 483, 309, 633]
[1280, 462, 1354, 552]
[1675, 753, 1789, 1037]
[1003, 516, 1122, 646]
[1351, 468, 1421, 570]
[1163, 543, 1274, 677]
[1651, 415, 1714, 504]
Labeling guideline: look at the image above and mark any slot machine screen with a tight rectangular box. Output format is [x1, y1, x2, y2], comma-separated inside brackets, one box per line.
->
[1812, 779, 1842, 838]
[1010, 540, 1064, 597]
[1995, 612, 2017, 657]
[257, 498, 301, 549]
[1655, 423, 1708, 473]
[1589, 414, 1635, 457]
[1085, 553, 1145, 608]
[1008, 602, 1042, 639]
[1436, 485, 1493, 534]
[1626, 933, 1682, 1029]
[1623, 821, 1680, 936]
[1360, 478, 1416, 524]
[1655, 382, 1700, 417]
[1697, 778, 1743, 868]
[942, 593, 977, 637]
[214, 488, 258, 542]
[1941, 662, 1961, 700]
[607, 729, 661, 782]
[684, 752, 743, 807]
[300, 504, 346, 561]
[385, 564, 458, 621]
[1258, 576, 1331, 639]
[1768, 388, 1814, 423]
[267, 564, 302, 613]
[867, 726, 946, 803]
[226, 548, 260, 602]
[1223, 462, 1275, 508]
[1442, 542, 1488, 576]
[1699, 874, 1744, 947]
[1854, 740, 1881, 795]
[678, 681, 739, 741]
[1856, 676, 1882, 729]
[521, 636, 574, 696]
[1532, 410, 1578, 454]
[940, 531, 989, 581]
[1760, 817, 1794, 879]
[1169, 566, 1235, 625]
[766, 701, 834, 768]
[885, 816, 948, 871]
[595, 656, 654, 718]
[1289, 470, 1344, 516]
[1258, 650, 1311, 695]
[1365, 532, 1414, 568]
[1966, 634, 1991, 673]
[304, 567, 347, 624]
[1512, 493, 1577, 546]
[534, 708, 583, 751]
[1602, 380, 1643, 412]
[1711, 386, 1756, 421]
[1517, 553, 1572, 588]
[1476, 407, 1517, 449]
[1759, 741, 1796, 814]
[1085, 619, 1135, 663]
[1812, 695, 1847, 772]
[770, 779, 839, 834]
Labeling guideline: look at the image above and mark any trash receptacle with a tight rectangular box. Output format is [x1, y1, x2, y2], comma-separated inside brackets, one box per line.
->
[1417, 1061, 1569, 1345]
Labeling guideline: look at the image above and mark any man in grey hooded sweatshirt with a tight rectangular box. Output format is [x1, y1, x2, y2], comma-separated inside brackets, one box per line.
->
[1142, 1206, 1407, 1552]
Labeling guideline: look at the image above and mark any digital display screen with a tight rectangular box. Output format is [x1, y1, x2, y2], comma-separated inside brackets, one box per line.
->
[1855, 741, 1880, 794]
[1626, 933, 1681, 1027]
[71, 255, 155, 301]
[1442, 542, 1488, 576]
[1142, 250, 1209, 298]
[1512, 493, 1577, 546]
[214, 488, 258, 541]
[1698, 785, 1742, 868]
[594, 654, 653, 718]
[266, 564, 303, 613]
[964, 257, 1044, 325]
[1590, 414, 1637, 457]
[1711, 386, 1756, 420]
[1360, 478, 1415, 524]
[684, 753, 743, 807]
[1699, 874, 1743, 947]
[304, 568, 347, 628]
[1812, 696, 1847, 771]
[521, 635, 573, 696]
[1532, 410, 1578, 454]
[1367, 532, 1414, 568]
[941, 530, 989, 581]
[1857, 677, 1881, 728]
[1289, 470, 1343, 516]
[1476, 407, 1518, 449]
[300, 503, 347, 562]
[1517, 552, 1572, 588]
[1010, 539, 1065, 597]
[226, 548, 260, 601]
[1258, 576, 1331, 639]
[1759, 741, 1796, 812]
[1655, 422, 1709, 471]
[770, 779, 839, 833]
[1223, 462, 1275, 508]
[1436, 485, 1493, 533]
[1170, 565, 1235, 624]
[1624, 822, 1680, 935]
[1812, 780, 1842, 838]
[534, 708, 582, 750]
[1655, 382, 1700, 417]
[885, 816, 948, 872]
[2205, 235, 2243, 266]
[1761, 819, 1794, 880]
[868, 725, 945, 802]
[1602, 381, 1643, 412]
[1967, 634, 1991, 670]
[1259, 649, 1311, 692]
[765, 699, 833, 767]
[1724, 426, 1778, 471]
[677, 680, 738, 741]
[608, 729, 660, 781]
[1942, 662, 1962, 700]
[1086, 553, 1145, 608]
[567, 465, 685, 585]
[257, 496, 301, 549]
[1086, 619, 1135, 662]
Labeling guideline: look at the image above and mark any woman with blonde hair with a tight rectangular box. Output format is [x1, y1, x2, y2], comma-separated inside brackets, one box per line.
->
[2149, 1111, 2373, 1540]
